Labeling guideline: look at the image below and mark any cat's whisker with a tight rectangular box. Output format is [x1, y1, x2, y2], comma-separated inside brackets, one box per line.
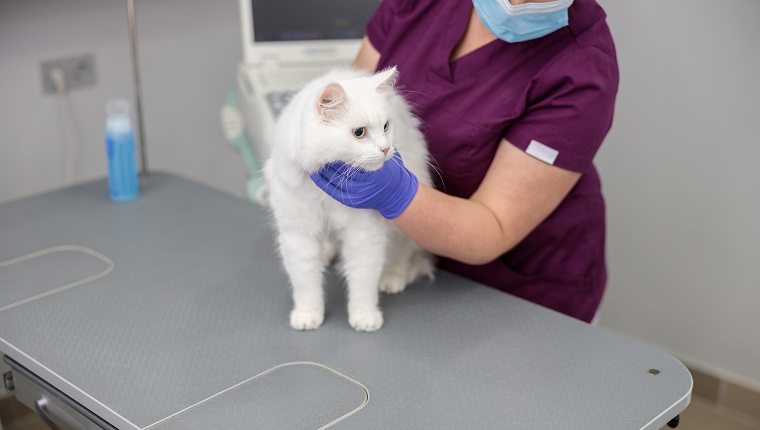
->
[346, 163, 363, 177]
[338, 163, 367, 207]
[327, 169, 344, 186]
[390, 155, 418, 185]
[400, 99, 423, 112]
[397, 89, 427, 96]
[332, 171, 354, 204]
[394, 149, 447, 193]
[405, 109, 432, 129]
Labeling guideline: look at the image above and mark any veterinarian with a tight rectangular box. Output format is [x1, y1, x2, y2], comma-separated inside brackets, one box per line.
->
[310, 0, 618, 323]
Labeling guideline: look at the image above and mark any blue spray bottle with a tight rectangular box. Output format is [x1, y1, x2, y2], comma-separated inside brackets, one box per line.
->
[105, 99, 140, 201]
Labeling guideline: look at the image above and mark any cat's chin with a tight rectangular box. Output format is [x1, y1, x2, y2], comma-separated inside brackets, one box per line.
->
[360, 162, 385, 172]
[357, 156, 390, 172]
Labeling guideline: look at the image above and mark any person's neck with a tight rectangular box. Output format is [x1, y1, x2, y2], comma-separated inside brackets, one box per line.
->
[450, 8, 498, 62]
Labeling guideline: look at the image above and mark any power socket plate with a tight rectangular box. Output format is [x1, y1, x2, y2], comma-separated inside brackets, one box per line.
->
[41, 54, 97, 94]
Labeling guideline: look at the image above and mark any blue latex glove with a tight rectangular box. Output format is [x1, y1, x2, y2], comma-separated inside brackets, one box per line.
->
[309, 151, 419, 219]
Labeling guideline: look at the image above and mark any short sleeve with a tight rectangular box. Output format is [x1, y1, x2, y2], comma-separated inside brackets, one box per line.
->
[365, 0, 401, 54]
[503, 46, 619, 173]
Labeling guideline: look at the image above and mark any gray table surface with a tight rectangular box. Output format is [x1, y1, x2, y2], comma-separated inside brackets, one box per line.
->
[0, 172, 691, 430]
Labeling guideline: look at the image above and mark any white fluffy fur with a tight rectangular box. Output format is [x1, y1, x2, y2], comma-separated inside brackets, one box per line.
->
[263, 67, 434, 332]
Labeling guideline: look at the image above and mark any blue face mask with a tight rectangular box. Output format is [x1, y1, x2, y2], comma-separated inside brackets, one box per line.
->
[473, 0, 574, 43]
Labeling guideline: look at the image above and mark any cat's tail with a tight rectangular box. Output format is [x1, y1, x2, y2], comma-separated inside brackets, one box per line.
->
[407, 250, 436, 284]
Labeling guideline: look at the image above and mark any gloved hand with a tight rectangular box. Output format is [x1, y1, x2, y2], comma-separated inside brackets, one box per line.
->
[309, 151, 419, 219]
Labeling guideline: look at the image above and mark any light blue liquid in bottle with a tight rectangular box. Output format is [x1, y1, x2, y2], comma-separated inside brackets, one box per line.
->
[105, 99, 140, 201]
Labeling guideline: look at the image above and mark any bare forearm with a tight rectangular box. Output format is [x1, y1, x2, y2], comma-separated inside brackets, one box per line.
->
[392, 142, 582, 265]
[393, 184, 516, 265]
[353, 37, 380, 72]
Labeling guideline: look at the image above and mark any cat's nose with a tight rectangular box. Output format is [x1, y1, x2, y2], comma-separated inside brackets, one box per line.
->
[380, 147, 389, 155]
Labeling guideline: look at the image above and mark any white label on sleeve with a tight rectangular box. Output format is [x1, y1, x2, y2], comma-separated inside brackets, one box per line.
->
[526, 140, 559, 165]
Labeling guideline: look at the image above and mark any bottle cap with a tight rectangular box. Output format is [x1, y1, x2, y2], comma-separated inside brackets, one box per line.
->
[106, 98, 131, 117]
[106, 98, 132, 132]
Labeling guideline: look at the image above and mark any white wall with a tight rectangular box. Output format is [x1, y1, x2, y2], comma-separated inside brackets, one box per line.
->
[1, 0, 758, 389]
[0, 0, 246, 204]
[595, 0, 760, 388]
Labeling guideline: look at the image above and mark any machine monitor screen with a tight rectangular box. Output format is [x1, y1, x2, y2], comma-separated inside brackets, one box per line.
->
[251, 0, 378, 42]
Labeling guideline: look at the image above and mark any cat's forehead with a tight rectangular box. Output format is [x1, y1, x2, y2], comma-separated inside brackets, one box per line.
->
[342, 81, 384, 98]
[347, 99, 388, 123]
[341, 85, 391, 122]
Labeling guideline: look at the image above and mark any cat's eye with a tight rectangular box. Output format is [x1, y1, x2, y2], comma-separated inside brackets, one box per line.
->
[383, 121, 389, 132]
[352, 127, 366, 139]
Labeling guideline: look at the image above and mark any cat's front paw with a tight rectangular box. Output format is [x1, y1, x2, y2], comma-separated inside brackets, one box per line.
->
[348, 308, 384, 332]
[290, 308, 324, 330]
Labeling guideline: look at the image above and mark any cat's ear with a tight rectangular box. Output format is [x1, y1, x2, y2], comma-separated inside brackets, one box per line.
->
[375, 66, 399, 93]
[317, 83, 347, 121]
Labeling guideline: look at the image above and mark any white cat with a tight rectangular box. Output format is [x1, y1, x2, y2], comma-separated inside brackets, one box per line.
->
[263, 67, 434, 332]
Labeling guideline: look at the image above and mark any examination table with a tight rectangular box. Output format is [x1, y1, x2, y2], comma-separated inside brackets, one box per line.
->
[0, 173, 691, 429]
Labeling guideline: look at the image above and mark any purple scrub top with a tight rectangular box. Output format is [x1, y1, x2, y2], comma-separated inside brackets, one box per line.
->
[366, 0, 619, 322]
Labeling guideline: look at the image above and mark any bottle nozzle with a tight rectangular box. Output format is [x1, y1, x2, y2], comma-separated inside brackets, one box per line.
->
[106, 98, 131, 117]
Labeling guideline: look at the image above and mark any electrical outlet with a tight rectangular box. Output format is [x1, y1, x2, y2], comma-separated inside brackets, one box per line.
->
[41, 54, 97, 94]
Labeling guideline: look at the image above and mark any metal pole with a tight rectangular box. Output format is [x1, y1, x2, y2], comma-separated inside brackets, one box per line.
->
[126, 0, 148, 178]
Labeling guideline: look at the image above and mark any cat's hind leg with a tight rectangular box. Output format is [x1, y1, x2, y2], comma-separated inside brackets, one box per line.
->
[379, 232, 435, 294]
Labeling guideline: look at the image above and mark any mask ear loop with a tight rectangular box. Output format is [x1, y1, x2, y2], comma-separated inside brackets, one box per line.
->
[501, 0, 574, 15]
